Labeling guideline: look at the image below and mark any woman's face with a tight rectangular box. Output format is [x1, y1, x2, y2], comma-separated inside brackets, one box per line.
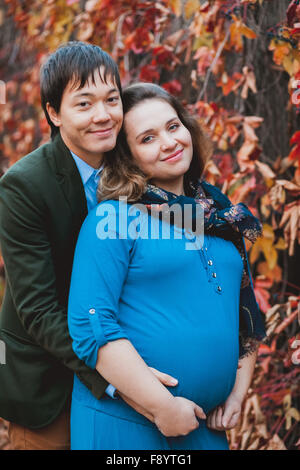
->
[124, 99, 193, 189]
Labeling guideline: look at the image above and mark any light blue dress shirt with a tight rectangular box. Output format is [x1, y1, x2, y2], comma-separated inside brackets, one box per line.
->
[70, 151, 117, 400]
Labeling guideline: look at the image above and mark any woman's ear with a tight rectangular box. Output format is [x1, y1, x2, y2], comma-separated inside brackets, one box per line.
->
[46, 102, 61, 127]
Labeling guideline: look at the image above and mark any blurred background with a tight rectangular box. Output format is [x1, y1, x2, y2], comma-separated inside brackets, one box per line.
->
[0, 0, 299, 450]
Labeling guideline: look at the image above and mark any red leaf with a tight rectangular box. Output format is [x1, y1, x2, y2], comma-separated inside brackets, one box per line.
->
[139, 65, 160, 82]
[290, 130, 300, 146]
[287, 0, 299, 27]
[288, 144, 300, 161]
[254, 286, 271, 313]
[162, 80, 182, 96]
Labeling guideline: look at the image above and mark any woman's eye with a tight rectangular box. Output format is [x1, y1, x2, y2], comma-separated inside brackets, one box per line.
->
[142, 135, 154, 144]
[169, 123, 180, 131]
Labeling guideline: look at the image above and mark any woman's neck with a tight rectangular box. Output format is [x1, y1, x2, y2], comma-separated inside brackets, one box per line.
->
[151, 177, 185, 196]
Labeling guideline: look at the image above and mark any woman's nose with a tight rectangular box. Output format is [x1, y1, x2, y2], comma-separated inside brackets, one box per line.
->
[160, 133, 177, 151]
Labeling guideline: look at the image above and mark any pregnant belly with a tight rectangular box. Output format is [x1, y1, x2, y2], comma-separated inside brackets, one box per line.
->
[72, 322, 239, 430]
[127, 324, 239, 414]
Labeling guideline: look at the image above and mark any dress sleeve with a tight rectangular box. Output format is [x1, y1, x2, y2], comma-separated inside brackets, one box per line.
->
[68, 200, 135, 369]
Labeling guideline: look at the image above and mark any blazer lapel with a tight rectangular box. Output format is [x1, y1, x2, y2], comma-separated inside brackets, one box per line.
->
[49, 133, 88, 225]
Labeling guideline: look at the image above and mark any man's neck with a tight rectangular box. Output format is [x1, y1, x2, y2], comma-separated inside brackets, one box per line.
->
[60, 132, 103, 169]
[72, 153, 103, 170]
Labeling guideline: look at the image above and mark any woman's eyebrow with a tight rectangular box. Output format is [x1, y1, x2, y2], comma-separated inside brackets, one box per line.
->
[136, 128, 155, 140]
[136, 117, 178, 140]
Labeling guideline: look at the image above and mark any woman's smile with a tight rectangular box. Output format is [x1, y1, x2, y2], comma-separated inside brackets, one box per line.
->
[124, 99, 193, 194]
[161, 148, 184, 163]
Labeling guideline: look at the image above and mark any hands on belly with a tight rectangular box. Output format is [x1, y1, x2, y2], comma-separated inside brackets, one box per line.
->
[117, 366, 207, 437]
[206, 393, 242, 431]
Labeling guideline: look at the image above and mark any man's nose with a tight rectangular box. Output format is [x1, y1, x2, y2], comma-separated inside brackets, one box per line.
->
[92, 102, 110, 123]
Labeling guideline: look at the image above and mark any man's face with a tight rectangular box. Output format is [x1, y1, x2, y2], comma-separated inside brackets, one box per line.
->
[47, 67, 123, 166]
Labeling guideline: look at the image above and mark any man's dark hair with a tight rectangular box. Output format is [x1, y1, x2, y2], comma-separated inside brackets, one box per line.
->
[40, 41, 122, 138]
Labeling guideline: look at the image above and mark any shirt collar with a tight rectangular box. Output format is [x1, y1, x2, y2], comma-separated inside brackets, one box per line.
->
[70, 151, 103, 185]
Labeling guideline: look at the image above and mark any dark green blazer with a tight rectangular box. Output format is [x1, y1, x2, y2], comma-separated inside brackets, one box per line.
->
[0, 133, 108, 428]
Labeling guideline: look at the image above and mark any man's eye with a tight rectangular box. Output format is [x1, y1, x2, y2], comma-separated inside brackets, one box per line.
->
[77, 102, 90, 107]
[108, 96, 119, 103]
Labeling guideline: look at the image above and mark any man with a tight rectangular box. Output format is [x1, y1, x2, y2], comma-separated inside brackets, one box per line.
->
[0, 41, 197, 450]
[0, 41, 124, 450]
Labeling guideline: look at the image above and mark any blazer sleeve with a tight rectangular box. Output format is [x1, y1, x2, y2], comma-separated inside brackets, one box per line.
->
[68, 200, 135, 369]
[0, 170, 109, 398]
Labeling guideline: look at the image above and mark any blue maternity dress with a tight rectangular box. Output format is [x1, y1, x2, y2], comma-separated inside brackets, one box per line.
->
[68, 199, 244, 450]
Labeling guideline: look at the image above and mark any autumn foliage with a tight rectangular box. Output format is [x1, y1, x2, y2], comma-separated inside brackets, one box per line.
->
[0, 0, 299, 450]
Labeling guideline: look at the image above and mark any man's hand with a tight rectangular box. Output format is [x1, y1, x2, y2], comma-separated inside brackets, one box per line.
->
[206, 393, 242, 431]
[116, 366, 178, 422]
[115, 366, 206, 437]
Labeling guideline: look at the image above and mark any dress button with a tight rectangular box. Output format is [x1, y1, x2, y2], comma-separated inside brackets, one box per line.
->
[208, 260, 213, 266]
[89, 308, 96, 314]
[212, 272, 217, 278]
[217, 286, 222, 292]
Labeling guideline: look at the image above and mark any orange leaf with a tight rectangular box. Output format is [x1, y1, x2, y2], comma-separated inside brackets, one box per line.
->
[240, 24, 257, 39]
[257, 261, 282, 282]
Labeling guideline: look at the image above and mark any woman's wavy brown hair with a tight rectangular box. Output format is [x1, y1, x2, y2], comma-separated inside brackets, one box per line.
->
[98, 82, 213, 202]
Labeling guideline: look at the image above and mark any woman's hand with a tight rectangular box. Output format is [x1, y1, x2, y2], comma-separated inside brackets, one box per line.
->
[153, 396, 206, 437]
[206, 393, 242, 431]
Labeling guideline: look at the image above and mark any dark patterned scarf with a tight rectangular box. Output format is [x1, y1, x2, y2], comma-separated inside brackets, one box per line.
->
[139, 177, 267, 359]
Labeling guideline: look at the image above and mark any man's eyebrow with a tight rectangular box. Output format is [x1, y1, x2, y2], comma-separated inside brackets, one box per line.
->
[136, 117, 178, 140]
[72, 88, 119, 98]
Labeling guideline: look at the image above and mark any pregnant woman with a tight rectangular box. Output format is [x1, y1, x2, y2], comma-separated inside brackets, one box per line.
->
[68, 83, 266, 450]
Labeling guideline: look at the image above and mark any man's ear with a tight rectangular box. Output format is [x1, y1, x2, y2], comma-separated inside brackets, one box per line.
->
[46, 103, 61, 127]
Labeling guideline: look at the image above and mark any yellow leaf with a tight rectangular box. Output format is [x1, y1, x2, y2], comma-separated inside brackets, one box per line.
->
[192, 33, 214, 50]
[218, 136, 228, 151]
[169, 0, 181, 16]
[283, 55, 294, 76]
[260, 194, 271, 218]
[262, 224, 275, 242]
[262, 243, 278, 270]
[249, 239, 262, 264]
[285, 408, 300, 430]
[266, 434, 286, 450]
[185, 0, 200, 19]
[255, 160, 276, 179]
[293, 59, 300, 74]
[274, 237, 287, 250]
